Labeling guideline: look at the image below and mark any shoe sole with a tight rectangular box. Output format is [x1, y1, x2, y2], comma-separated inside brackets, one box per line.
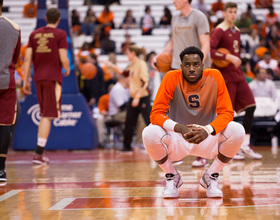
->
[32, 160, 49, 165]
[0, 178, 7, 182]
[163, 193, 179, 199]
[232, 156, 245, 160]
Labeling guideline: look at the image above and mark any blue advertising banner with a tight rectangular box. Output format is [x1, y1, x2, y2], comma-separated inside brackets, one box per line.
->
[13, 0, 97, 150]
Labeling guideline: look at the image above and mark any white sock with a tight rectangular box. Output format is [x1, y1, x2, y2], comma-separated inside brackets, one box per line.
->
[242, 134, 250, 146]
[207, 158, 227, 175]
[37, 137, 47, 147]
[159, 158, 177, 174]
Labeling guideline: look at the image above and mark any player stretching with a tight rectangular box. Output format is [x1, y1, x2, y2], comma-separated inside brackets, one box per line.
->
[142, 47, 245, 198]
[210, 2, 262, 160]
[23, 8, 70, 164]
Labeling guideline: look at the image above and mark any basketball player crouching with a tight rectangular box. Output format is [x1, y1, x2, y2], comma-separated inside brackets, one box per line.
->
[142, 46, 245, 198]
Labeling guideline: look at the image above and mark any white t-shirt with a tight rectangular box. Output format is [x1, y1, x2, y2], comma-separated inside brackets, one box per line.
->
[108, 82, 130, 116]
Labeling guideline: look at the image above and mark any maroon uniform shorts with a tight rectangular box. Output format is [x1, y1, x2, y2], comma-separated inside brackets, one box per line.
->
[0, 88, 17, 125]
[226, 79, 255, 113]
[35, 81, 62, 118]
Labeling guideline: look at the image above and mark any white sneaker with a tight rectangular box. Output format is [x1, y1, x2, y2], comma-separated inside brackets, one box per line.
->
[192, 157, 209, 167]
[232, 150, 245, 160]
[241, 145, 263, 159]
[163, 172, 183, 199]
[200, 170, 223, 198]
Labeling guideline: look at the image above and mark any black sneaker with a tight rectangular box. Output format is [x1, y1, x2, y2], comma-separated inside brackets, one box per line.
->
[0, 170, 7, 182]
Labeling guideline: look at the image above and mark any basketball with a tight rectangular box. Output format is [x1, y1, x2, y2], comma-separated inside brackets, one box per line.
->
[155, 53, 172, 73]
[80, 62, 97, 80]
[213, 48, 231, 68]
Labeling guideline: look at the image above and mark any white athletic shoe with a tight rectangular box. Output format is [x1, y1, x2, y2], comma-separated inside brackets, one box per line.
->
[232, 150, 245, 160]
[200, 170, 223, 198]
[163, 172, 183, 199]
[241, 145, 263, 159]
[192, 157, 209, 167]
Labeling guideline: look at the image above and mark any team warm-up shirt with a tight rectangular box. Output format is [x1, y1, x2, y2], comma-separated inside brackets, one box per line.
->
[0, 16, 21, 90]
[150, 68, 234, 135]
[172, 9, 211, 68]
[27, 26, 68, 83]
[210, 21, 244, 82]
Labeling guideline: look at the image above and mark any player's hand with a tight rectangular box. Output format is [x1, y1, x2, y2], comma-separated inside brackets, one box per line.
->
[174, 123, 194, 140]
[23, 80, 32, 95]
[185, 124, 209, 144]
[151, 55, 160, 72]
[63, 67, 70, 77]
[131, 97, 140, 107]
[226, 54, 241, 68]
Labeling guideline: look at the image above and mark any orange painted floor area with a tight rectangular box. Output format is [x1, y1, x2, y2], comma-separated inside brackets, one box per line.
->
[0, 146, 280, 219]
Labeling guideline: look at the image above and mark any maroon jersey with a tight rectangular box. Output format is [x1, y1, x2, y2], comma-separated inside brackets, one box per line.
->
[210, 21, 244, 82]
[27, 27, 68, 83]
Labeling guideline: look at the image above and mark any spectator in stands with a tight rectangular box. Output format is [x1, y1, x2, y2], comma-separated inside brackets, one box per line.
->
[140, 6, 156, 35]
[77, 42, 96, 69]
[235, 12, 252, 34]
[249, 67, 277, 101]
[256, 51, 280, 78]
[247, 28, 260, 55]
[210, 0, 224, 15]
[82, 7, 97, 36]
[193, 0, 208, 14]
[241, 58, 255, 82]
[23, 0, 37, 18]
[97, 4, 115, 36]
[253, 36, 268, 64]
[71, 9, 81, 28]
[120, 33, 135, 54]
[250, 19, 267, 39]
[159, 6, 172, 29]
[100, 33, 116, 55]
[108, 72, 130, 124]
[120, 9, 137, 29]
[81, 54, 106, 109]
[267, 24, 280, 60]
[249, 68, 278, 126]
[265, 5, 279, 27]
[245, 4, 257, 24]
[72, 25, 86, 49]
[255, 0, 273, 9]
[266, 68, 275, 80]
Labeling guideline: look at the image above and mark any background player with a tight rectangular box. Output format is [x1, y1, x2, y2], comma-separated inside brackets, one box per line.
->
[143, 46, 245, 199]
[23, 8, 70, 164]
[210, 2, 262, 160]
[0, 0, 21, 182]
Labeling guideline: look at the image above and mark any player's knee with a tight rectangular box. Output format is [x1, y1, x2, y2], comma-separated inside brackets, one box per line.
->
[227, 121, 245, 144]
[142, 124, 162, 146]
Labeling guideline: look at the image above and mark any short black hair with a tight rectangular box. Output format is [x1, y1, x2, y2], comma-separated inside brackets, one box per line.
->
[179, 46, 204, 62]
[0, 0, 3, 6]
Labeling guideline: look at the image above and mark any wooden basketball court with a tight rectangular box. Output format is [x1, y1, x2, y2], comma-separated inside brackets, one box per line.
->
[0, 146, 279, 219]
